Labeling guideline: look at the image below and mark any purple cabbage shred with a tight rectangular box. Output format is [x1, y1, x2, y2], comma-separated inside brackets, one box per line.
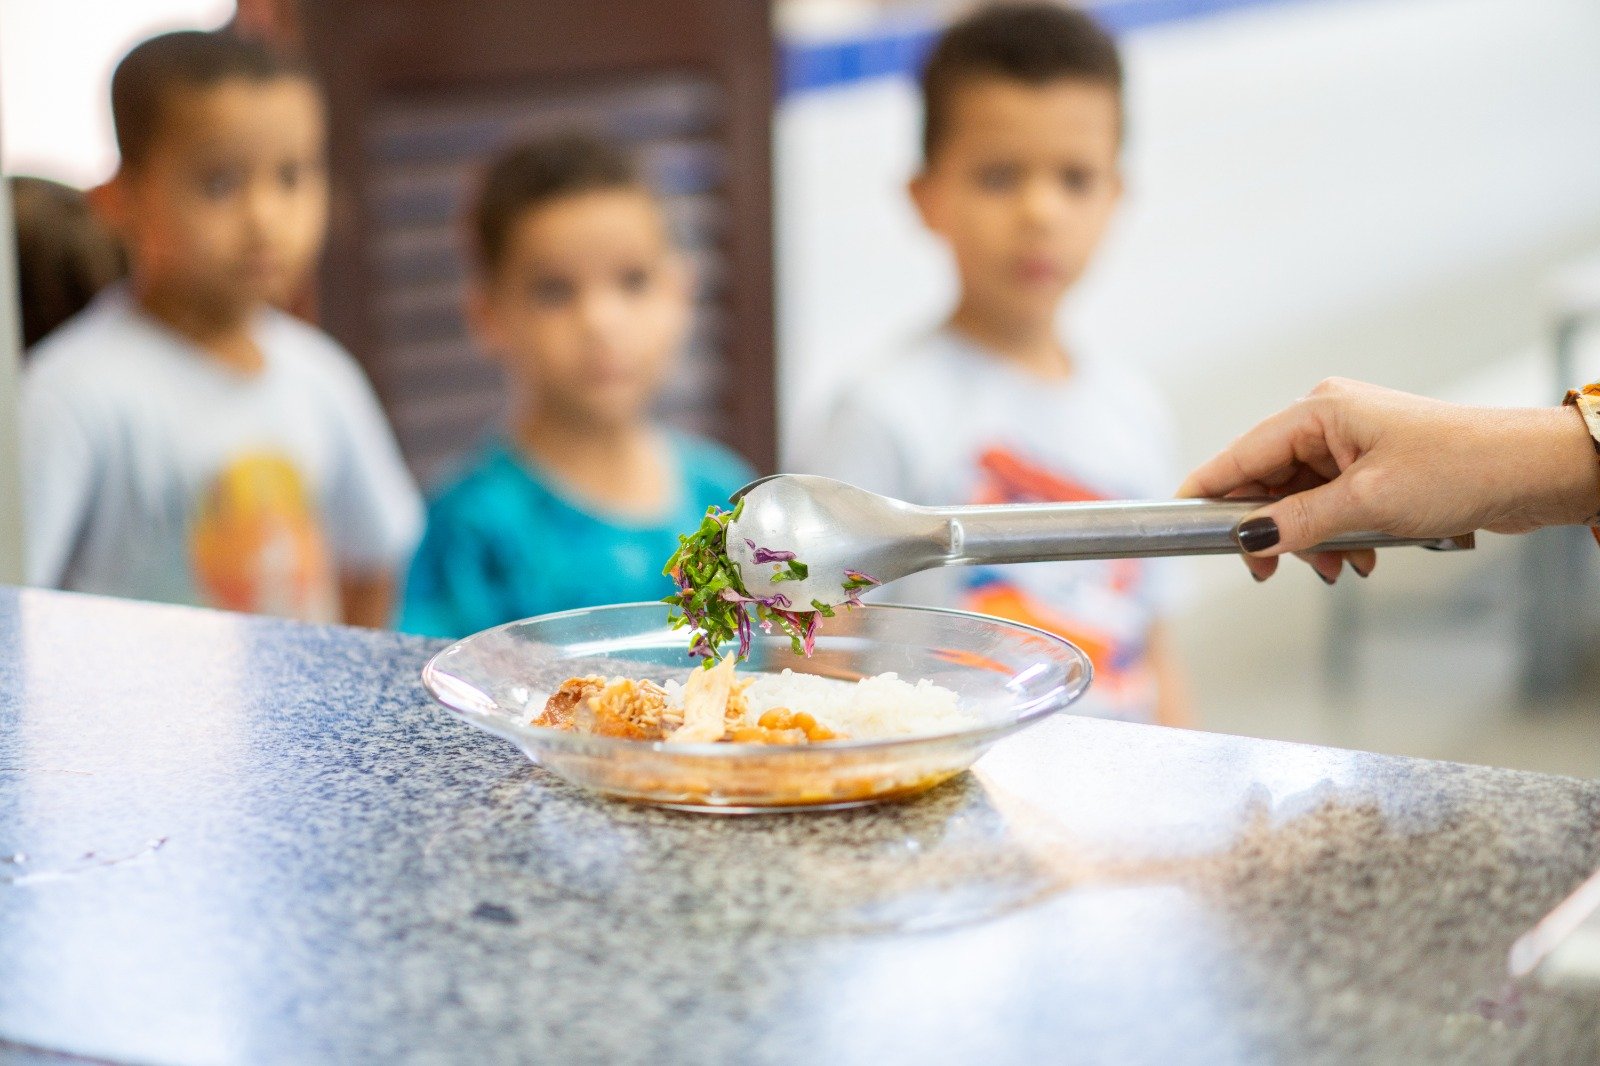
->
[746, 539, 798, 564]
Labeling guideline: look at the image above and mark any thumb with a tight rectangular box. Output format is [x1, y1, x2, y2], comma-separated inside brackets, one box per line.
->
[1236, 478, 1363, 556]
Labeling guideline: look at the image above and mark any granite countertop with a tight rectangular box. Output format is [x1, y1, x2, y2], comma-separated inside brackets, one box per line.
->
[1, 586, 1598, 1065]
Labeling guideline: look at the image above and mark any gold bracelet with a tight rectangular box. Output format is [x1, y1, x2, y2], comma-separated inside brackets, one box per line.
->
[1562, 382, 1600, 544]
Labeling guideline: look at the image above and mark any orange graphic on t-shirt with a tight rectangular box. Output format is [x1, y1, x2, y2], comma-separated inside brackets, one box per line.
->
[190, 453, 339, 622]
[963, 582, 1127, 692]
[974, 447, 1104, 504]
[962, 445, 1145, 694]
[974, 446, 1141, 592]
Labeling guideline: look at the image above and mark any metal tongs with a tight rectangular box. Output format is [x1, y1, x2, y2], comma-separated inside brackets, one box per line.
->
[727, 475, 1474, 610]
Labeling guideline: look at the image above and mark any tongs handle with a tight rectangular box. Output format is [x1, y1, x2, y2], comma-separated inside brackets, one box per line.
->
[931, 498, 1474, 564]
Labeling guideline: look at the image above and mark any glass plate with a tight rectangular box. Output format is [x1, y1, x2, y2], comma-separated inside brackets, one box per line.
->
[421, 602, 1092, 813]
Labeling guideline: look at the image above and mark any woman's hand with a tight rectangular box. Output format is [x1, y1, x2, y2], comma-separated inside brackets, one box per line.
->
[1178, 378, 1600, 583]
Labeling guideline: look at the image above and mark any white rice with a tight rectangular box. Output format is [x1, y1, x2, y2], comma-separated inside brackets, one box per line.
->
[663, 669, 972, 740]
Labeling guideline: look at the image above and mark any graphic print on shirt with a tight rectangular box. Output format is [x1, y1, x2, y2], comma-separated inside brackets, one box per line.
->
[960, 445, 1154, 718]
[190, 452, 339, 622]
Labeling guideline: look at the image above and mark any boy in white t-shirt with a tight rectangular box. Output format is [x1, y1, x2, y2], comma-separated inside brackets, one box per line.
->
[21, 31, 421, 625]
[805, 5, 1190, 725]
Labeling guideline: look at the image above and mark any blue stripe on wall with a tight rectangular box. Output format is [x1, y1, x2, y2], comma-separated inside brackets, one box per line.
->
[781, 0, 1326, 97]
[781, 23, 938, 97]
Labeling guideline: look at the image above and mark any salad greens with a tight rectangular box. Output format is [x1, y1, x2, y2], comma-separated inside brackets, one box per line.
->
[662, 500, 879, 666]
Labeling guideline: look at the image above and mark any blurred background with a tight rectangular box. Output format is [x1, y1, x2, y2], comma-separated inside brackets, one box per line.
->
[4, 0, 1600, 773]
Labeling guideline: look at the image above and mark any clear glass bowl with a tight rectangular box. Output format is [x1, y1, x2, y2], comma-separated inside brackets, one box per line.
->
[421, 602, 1092, 813]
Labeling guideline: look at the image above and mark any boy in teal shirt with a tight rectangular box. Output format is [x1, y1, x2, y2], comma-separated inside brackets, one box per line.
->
[399, 135, 752, 638]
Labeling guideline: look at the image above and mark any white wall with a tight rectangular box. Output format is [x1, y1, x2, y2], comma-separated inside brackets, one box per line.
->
[775, 0, 1600, 465]
[0, 0, 236, 185]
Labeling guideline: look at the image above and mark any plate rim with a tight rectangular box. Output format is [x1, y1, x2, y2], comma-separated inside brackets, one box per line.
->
[421, 601, 1094, 758]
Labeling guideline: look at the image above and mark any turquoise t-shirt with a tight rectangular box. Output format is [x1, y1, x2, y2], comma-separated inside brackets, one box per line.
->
[398, 434, 754, 638]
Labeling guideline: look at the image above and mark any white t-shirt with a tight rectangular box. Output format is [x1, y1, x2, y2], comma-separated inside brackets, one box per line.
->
[20, 289, 423, 623]
[800, 328, 1184, 723]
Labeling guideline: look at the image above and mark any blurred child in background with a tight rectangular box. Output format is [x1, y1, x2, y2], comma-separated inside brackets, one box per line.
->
[10, 176, 126, 352]
[398, 134, 753, 637]
[803, 4, 1191, 726]
[21, 30, 421, 625]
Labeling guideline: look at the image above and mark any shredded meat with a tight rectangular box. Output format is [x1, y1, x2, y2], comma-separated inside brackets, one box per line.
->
[535, 676, 606, 730]
[668, 656, 736, 744]
[725, 678, 752, 727]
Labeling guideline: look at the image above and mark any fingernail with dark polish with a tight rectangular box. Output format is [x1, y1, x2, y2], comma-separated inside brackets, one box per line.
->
[1319, 569, 1337, 586]
[1350, 560, 1372, 578]
[1237, 517, 1280, 554]
[1252, 571, 1269, 584]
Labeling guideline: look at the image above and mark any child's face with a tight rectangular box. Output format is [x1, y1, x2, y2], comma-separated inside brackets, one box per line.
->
[474, 189, 689, 430]
[109, 77, 328, 316]
[912, 77, 1122, 329]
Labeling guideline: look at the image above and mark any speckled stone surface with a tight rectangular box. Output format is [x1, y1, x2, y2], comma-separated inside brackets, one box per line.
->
[2, 586, 1600, 1065]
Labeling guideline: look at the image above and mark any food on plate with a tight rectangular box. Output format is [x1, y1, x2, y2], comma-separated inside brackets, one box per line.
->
[532, 657, 971, 746]
[661, 499, 879, 665]
[669, 654, 740, 743]
[539, 675, 676, 741]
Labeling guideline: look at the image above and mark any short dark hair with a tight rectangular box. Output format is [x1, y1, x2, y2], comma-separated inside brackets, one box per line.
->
[920, 3, 1123, 161]
[10, 177, 126, 350]
[111, 30, 311, 168]
[470, 132, 645, 276]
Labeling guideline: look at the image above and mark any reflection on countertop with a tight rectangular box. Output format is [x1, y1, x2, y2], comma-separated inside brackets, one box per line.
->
[1, 586, 1597, 1064]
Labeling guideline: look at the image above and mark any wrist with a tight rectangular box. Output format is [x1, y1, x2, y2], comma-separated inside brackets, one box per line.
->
[1528, 405, 1600, 528]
